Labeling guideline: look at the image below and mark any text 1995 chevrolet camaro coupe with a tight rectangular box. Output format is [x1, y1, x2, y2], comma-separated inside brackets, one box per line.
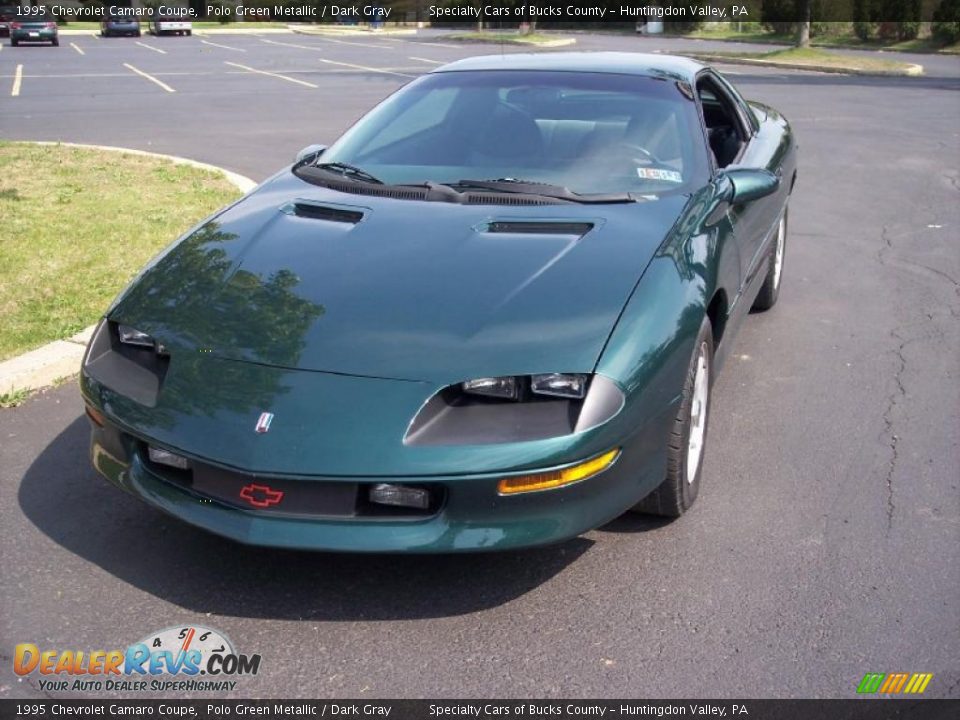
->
[81, 53, 796, 552]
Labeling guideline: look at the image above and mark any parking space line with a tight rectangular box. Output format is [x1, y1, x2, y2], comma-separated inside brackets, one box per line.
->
[260, 37, 393, 51]
[409, 56, 443, 65]
[200, 39, 245, 52]
[70, 42, 85, 55]
[123, 63, 175, 92]
[318, 58, 414, 78]
[11, 64, 22, 97]
[224, 61, 318, 89]
[135, 41, 167, 54]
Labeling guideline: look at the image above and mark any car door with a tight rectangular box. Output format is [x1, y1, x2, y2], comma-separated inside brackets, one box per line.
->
[696, 72, 781, 294]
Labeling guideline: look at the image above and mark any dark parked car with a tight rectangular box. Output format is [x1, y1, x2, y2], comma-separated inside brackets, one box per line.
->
[81, 53, 797, 552]
[101, 10, 141, 37]
[0, 5, 20, 37]
[9, 11, 58, 46]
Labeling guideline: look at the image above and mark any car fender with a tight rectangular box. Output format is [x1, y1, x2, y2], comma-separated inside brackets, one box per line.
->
[594, 185, 738, 440]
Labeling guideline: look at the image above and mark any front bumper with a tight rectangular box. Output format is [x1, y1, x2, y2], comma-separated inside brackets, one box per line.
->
[87, 412, 669, 553]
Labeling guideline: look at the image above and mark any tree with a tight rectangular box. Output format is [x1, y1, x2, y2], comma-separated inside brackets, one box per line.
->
[796, 0, 811, 46]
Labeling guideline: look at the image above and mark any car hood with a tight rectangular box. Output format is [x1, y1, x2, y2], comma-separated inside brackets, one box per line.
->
[110, 170, 689, 384]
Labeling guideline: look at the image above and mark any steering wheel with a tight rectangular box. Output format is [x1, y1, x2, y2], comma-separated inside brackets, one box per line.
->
[620, 142, 667, 167]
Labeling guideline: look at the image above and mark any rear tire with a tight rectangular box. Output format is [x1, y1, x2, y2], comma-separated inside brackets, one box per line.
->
[633, 316, 714, 518]
[52, 38, 59, 46]
[751, 208, 787, 312]
[186, 30, 192, 36]
[10, 39, 17, 47]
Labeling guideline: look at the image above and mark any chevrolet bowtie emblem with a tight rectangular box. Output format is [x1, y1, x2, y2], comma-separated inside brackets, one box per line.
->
[255, 412, 274, 434]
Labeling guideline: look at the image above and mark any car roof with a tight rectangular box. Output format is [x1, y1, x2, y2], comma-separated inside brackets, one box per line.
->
[432, 52, 706, 83]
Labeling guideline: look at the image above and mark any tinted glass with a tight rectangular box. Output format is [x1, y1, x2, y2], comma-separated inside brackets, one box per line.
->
[322, 70, 710, 196]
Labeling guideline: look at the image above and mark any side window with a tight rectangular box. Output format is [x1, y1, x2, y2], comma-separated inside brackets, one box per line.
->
[696, 76, 746, 169]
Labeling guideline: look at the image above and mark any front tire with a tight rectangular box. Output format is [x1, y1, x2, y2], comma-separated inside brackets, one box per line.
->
[51, 37, 59, 46]
[751, 208, 788, 312]
[633, 316, 714, 518]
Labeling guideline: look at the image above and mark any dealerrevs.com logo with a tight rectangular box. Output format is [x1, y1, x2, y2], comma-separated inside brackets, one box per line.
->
[13, 626, 261, 693]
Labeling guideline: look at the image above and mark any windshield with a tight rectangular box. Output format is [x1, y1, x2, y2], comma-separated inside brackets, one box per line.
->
[320, 70, 710, 196]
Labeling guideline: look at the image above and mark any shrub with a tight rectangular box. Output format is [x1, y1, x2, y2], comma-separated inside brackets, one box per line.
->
[932, 0, 960, 44]
[761, 0, 796, 35]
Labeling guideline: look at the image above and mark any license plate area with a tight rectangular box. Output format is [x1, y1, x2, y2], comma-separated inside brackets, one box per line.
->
[191, 462, 359, 518]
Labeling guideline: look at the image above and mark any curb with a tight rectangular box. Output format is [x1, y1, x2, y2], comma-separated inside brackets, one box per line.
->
[0, 143, 257, 403]
[687, 53, 924, 77]
[34, 142, 258, 193]
[290, 26, 417, 37]
[445, 35, 577, 48]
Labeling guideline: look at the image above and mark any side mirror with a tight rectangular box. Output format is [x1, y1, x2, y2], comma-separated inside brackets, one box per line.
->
[722, 168, 780, 204]
[295, 144, 327, 164]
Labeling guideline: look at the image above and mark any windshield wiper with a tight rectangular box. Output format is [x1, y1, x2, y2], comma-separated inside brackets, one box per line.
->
[313, 162, 384, 185]
[449, 178, 635, 204]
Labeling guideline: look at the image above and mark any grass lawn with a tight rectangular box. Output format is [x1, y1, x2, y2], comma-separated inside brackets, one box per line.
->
[693, 47, 921, 74]
[0, 142, 242, 362]
[447, 32, 574, 46]
[683, 28, 960, 55]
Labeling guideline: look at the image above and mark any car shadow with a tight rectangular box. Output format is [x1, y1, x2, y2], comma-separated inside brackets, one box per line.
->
[18, 416, 592, 621]
[599, 513, 675, 534]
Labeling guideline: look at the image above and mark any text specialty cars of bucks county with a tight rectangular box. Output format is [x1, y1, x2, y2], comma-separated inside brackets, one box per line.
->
[81, 53, 797, 552]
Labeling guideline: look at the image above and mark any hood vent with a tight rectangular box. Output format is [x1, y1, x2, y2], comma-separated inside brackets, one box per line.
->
[291, 202, 365, 224]
[486, 221, 595, 236]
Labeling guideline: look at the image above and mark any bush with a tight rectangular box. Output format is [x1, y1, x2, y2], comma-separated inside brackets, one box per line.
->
[853, 0, 878, 39]
[761, 0, 796, 35]
[932, 0, 960, 44]
[854, 0, 921, 40]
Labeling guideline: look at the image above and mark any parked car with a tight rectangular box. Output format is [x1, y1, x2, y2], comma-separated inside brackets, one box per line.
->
[9, 12, 58, 46]
[150, 16, 191, 36]
[101, 10, 141, 38]
[81, 53, 797, 552]
[0, 5, 20, 37]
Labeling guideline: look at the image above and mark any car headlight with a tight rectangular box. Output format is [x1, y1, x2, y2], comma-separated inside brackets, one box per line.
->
[406, 374, 624, 446]
[462, 376, 519, 400]
[117, 324, 155, 348]
[462, 374, 589, 401]
[530, 373, 588, 399]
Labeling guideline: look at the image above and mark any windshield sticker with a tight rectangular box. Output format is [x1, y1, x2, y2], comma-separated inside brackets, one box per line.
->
[637, 168, 683, 184]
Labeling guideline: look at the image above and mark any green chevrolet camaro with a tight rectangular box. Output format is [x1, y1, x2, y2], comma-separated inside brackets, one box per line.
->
[81, 53, 796, 552]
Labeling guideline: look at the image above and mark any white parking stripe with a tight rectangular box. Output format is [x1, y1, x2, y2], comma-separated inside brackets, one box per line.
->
[70, 42, 85, 55]
[260, 37, 393, 51]
[318, 58, 414, 78]
[123, 63, 175, 92]
[11, 64, 22, 97]
[135, 41, 166, 54]
[224, 61, 318, 89]
[409, 56, 443, 65]
[201, 39, 245, 52]
[419, 42, 460, 49]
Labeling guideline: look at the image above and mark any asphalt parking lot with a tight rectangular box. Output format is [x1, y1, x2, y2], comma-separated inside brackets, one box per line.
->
[1, 29, 958, 699]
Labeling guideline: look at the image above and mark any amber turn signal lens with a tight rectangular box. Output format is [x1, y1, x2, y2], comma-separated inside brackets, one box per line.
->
[497, 448, 620, 495]
[85, 405, 105, 427]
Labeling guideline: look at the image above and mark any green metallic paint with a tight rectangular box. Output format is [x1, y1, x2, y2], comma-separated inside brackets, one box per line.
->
[81, 55, 797, 551]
